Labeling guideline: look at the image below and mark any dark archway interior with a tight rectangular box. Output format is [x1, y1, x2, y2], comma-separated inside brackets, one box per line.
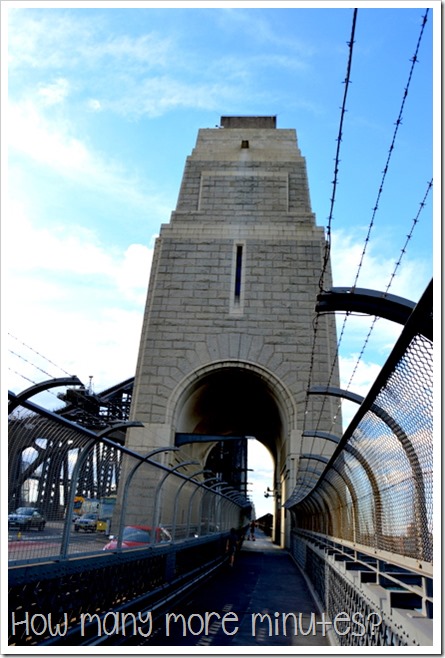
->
[182, 368, 283, 460]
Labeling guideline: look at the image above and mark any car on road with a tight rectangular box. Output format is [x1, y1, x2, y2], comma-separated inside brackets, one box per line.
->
[73, 513, 98, 533]
[103, 525, 172, 550]
[8, 507, 46, 531]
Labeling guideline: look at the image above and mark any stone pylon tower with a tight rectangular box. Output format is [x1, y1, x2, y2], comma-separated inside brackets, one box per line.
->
[124, 116, 340, 546]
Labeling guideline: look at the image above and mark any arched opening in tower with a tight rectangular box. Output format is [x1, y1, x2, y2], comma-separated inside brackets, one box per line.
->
[175, 367, 284, 515]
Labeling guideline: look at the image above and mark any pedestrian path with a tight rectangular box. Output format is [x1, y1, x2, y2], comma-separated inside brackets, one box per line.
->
[145, 530, 331, 647]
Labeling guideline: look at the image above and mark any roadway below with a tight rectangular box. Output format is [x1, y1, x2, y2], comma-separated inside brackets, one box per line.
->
[8, 520, 109, 562]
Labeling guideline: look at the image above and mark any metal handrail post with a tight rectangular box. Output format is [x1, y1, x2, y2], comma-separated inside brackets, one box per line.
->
[60, 439, 95, 558]
[196, 476, 221, 534]
[171, 469, 210, 540]
[117, 447, 179, 548]
[171, 470, 203, 540]
[152, 460, 199, 531]
[214, 486, 235, 531]
[185, 479, 229, 538]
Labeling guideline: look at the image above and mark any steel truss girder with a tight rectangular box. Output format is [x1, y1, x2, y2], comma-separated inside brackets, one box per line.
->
[8, 385, 142, 513]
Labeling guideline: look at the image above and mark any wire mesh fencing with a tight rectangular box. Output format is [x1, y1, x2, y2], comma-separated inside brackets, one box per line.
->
[291, 283, 433, 566]
[8, 401, 247, 565]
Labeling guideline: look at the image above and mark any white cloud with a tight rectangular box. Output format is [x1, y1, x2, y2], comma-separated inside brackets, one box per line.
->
[7, 11, 281, 120]
[117, 243, 153, 305]
[6, 197, 153, 397]
[37, 77, 70, 106]
[331, 228, 429, 301]
[82, 33, 173, 67]
[9, 100, 90, 173]
[107, 76, 240, 119]
[339, 353, 382, 397]
[247, 440, 274, 518]
[87, 98, 102, 112]
[7, 99, 168, 217]
[8, 11, 173, 72]
[217, 8, 316, 57]
[7, 197, 153, 301]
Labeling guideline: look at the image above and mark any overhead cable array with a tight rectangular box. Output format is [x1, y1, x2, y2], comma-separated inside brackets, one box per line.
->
[8, 333, 78, 407]
[303, 7, 358, 436]
[299, 9, 432, 492]
[318, 8, 358, 294]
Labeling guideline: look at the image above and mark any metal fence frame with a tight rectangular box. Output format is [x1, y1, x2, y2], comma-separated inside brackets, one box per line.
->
[288, 280, 434, 646]
[8, 393, 249, 566]
[8, 390, 250, 646]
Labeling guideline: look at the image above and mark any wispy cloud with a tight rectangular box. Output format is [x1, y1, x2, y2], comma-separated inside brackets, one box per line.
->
[107, 75, 241, 118]
[7, 197, 152, 305]
[7, 197, 152, 393]
[37, 77, 70, 106]
[331, 228, 430, 300]
[87, 98, 102, 112]
[339, 353, 383, 395]
[8, 98, 169, 217]
[8, 9, 316, 121]
[80, 32, 173, 67]
[216, 8, 317, 57]
[247, 440, 274, 516]
[8, 11, 173, 72]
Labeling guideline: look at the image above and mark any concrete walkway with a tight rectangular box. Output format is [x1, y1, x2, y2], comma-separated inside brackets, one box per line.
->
[145, 530, 331, 647]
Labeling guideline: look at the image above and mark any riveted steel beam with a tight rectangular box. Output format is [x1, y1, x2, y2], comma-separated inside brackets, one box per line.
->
[175, 433, 247, 446]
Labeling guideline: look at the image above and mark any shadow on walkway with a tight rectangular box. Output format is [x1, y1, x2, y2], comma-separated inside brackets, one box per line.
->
[143, 530, 331, 647]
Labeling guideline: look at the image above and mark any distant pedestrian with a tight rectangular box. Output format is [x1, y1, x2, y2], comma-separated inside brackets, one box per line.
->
[248, 520, 256, 541]
[226, 527, 239, 566]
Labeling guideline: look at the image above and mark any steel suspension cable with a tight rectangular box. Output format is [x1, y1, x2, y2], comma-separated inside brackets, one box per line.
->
[351, 8, 430, 291]
[302, 176, 433, 483]
[9, 333, 74, 377]
[319, 10, 432, 438]
[322, 177, 433, 439]
[303, 9, 358, 434]
[344, 179, 433, 391]
[319, 8, 358, 294]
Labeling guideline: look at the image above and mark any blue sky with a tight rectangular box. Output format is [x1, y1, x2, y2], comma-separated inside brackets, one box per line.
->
[4, 2, 437, 517]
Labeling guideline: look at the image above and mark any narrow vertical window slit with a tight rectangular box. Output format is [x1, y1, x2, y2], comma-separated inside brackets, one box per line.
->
[234, 245, 243, 303]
